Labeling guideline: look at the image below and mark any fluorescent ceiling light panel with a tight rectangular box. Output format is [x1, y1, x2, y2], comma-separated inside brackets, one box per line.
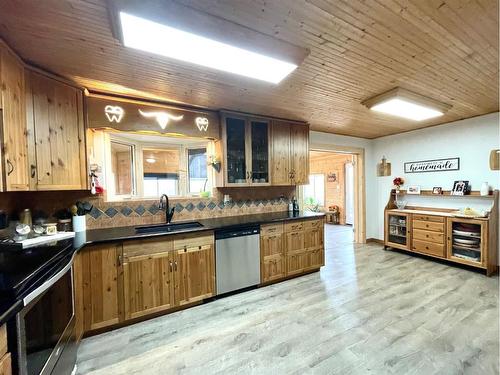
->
[363, 87, 450, 122]
[371, 98, 443, 121]
[119, 12, 297, 84]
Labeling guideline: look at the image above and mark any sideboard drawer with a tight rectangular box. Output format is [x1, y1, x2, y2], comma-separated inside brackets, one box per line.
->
[412, 239, 445, 258]
[413, 229, 444, 244]
[413, 214, 445, 223]
[413, 220, 444, 233]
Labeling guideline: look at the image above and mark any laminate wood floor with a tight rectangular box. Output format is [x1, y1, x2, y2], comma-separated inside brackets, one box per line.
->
[76, 225, 499, 374]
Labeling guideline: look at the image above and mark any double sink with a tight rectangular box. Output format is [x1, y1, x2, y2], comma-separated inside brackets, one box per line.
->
[135, 221, 204, 234]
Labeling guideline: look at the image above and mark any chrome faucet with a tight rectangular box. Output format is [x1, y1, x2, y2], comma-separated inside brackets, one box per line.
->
[159, 194, 175, 224]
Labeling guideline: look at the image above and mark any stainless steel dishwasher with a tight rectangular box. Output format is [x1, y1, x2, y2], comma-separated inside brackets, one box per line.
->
[215, 224, 260, 295]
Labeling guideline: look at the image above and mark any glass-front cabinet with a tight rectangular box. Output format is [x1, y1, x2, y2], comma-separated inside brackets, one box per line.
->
[222, 114, 270, 186]
[385, 211, 410, 250]
[447, 217, 487, 266]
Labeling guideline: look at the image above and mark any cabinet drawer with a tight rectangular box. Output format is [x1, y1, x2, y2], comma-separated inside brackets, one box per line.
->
[285, 221, 304, 232]
[413, 214, 444, 223]
[413, 229, 444, 244]
[173, 232, 214, 250]
[304, 228, 323, 249]
[304, 219, 323, 230]
[413, 220, 444, 233]
[261, 233, 283, 257]
[261, 223, 283, 236]
[412, 239, 445, 258]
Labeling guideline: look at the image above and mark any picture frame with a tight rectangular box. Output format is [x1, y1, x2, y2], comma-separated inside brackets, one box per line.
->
[327, 172, 337, 183]
[432, 187, 443, 195]
[407, 186, 421, 195]
[451, 180, 470, 196]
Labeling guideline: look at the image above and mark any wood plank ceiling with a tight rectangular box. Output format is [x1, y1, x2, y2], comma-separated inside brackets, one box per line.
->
[0, 0, 497, 138]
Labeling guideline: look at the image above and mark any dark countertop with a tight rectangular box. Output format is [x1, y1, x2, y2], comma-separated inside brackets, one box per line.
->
[0, 211, 324, 324]
[84, 211, 324, 245]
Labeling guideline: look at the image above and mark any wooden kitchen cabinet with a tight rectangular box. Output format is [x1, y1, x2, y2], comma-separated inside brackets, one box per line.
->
[221, 112, 270, 186]
[260, 217, 325, 280]
[0, 324, 11, 375]
[0, 42, 29, 191]
[28, 71, 87, 190]
[260, 223, 286, 282]
[81, 243, 123, 331]
[270, 120, 309, 185]
[173, 243, 215, 306]
[73, 251, 85, 342]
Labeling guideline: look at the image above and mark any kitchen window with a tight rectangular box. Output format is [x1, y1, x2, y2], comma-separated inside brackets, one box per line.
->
[304, 174, 325, 206]
[188, 148, 209, 194]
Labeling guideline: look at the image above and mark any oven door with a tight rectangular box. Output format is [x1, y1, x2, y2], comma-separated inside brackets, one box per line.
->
[16, 254, 75, 375]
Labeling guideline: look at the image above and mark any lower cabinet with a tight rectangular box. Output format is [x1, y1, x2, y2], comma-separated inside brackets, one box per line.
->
[76, 232, 215, 334]
[80, 243, 122, 332]
[0, 324, 11, 375]
[260, 217, 325, 283]
[174, 244, 215, 306]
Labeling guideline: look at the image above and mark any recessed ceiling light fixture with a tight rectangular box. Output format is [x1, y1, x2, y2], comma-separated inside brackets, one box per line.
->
[119, 12, 298, 84]
[362, 87, 451, 121]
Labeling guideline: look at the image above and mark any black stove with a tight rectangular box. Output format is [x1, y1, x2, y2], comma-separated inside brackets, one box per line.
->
[0, 239, 74, 301]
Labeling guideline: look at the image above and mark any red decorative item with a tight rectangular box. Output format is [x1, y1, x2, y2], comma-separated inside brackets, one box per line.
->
[393, 177, 404, 187]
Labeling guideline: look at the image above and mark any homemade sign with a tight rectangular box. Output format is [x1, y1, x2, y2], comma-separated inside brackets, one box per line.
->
[404, 158, 459, 173]
[87, 95, 220, 139]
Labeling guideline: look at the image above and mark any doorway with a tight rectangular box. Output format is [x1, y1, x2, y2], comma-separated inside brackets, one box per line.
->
[299, 148, 365, 244]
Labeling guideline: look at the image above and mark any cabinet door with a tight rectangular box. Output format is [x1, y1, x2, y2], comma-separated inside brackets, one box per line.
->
[270, 121, 291, 185]
[0, 353, 11, 375]
[286, 252, 310, 276]
[123, 252, 175, 320]
[249, 120, 270, 184]
[285, 231, 305, 253]
[174, 244, 215, 306]
[304, 228, 323, 249]
[0, 46, 29, 191]
[82, 243, 123, 331]
[261, 234, 285, 282]
[224, 116, 248, 186]
[262, 256, 285, 282]
[385, 212, 411, 250]
[290, 125, 309, 185]
[73, 252, 84, 342]
[30, 72, 86, 190]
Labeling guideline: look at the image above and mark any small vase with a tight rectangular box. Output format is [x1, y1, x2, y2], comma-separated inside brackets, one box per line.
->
[72, 215, 86, 232]
[480, 182, 490, 196]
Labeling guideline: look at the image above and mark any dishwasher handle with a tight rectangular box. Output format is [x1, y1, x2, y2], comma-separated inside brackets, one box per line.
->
[215, 225, 260, 240]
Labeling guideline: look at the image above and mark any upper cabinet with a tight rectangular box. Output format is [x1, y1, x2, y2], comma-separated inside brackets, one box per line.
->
[27, 71, 87, 190]
[0, 40, 88, 191]
[271, 120, 309, 185]
[220, 113, 309, 187]
[0, 43, 29, 191]
[222, 113, 270, 186]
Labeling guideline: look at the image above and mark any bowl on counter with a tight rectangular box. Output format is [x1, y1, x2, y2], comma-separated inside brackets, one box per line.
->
[396, 201, 407, 209]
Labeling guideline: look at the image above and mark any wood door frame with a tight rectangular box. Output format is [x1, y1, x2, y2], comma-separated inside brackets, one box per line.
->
[305, 143, 366, 244]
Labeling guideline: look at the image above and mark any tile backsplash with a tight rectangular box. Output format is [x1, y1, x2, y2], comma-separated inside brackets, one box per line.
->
[86, 196, 290, 229]
[0, 186, 296, 230]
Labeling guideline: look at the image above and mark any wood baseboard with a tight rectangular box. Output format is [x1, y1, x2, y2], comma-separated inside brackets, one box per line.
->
[366, 238, 384, 245]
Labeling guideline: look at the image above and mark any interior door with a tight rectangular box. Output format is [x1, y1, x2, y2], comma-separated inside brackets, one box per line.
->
[345, 162, 354, 225]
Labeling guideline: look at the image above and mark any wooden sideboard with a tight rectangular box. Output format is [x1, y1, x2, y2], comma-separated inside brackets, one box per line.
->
[384, 190, 498, 276]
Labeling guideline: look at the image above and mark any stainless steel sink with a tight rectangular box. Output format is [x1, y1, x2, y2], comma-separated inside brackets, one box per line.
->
[135, 222, 203, 234]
